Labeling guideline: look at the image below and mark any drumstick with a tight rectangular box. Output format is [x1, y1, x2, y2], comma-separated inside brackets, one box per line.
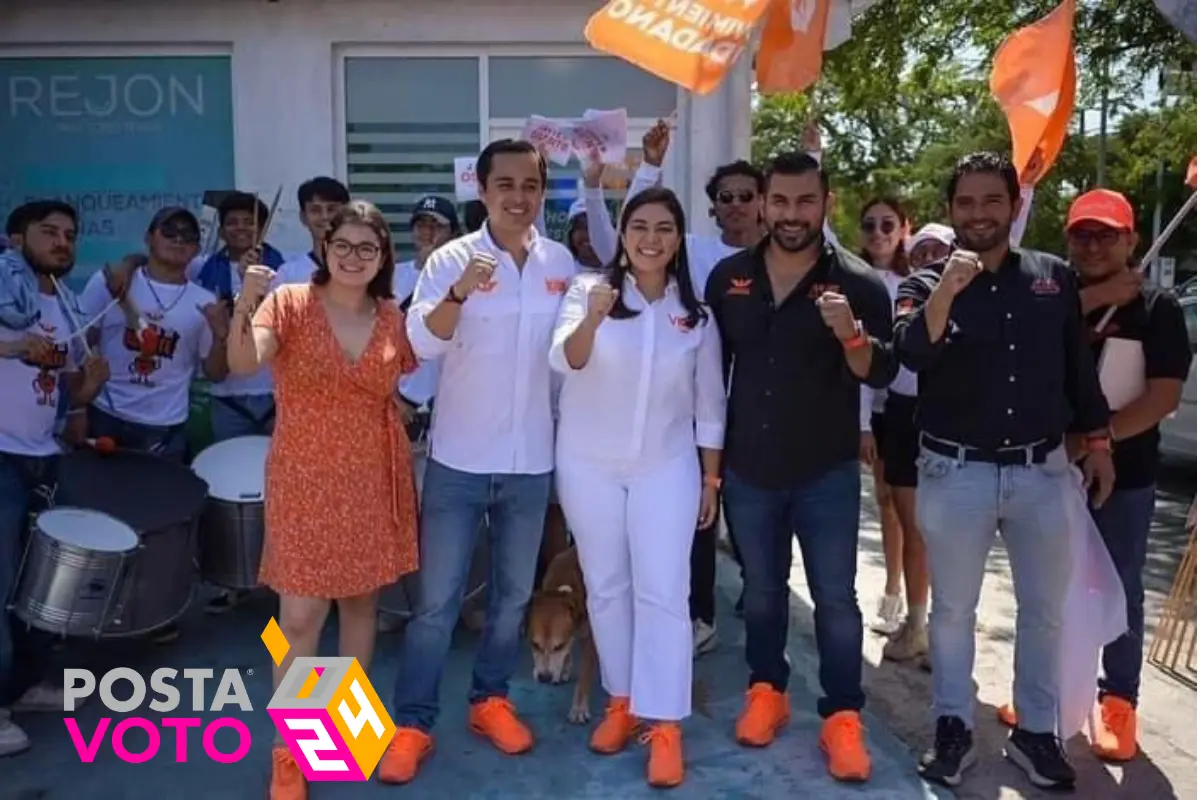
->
[255, 186, 283, 250]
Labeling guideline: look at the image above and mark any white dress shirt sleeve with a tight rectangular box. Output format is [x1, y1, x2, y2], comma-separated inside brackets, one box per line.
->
[406, 247, 464, 360]
[859, 385, 873, 432]
[583, 187, 619, 266]
[693, 315, 727, 450]
[548, 275, 592, 375]
[627, 163, 664, 212]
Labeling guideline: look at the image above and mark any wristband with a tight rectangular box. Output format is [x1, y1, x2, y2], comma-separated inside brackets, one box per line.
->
[446, 285, 466, 305]
[1084, 434, 1113, 453]
[703, 474, 722, 490]
[840, 321, 868, 350]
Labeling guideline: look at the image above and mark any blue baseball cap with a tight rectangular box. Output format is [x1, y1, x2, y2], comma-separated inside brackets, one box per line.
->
[411, 195, 460, 233]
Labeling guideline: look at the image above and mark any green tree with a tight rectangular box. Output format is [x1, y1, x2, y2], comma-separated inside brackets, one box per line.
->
[752, 0, 1196, 261]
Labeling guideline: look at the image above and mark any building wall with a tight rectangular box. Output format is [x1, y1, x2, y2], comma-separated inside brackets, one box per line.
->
[1, 0, 752, 260]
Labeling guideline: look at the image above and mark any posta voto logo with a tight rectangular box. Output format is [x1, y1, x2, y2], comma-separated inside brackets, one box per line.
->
[262, 616, 397, 780]
[60, 617, 395, 779]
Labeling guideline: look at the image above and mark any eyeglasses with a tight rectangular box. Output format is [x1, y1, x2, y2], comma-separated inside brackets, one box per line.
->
[158, 223, 200, 245]
[860, 219, 897, 236]
[329, 239, 382, 260]
[1068, 228, 1123, 247]
[716, 190, 757, 205]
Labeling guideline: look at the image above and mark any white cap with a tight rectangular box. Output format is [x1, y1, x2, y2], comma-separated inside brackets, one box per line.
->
[567, 198, 587, 222]
[904, 223, 954, 255]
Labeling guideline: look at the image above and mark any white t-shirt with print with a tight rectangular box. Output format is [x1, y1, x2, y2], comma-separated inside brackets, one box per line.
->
[0, 295, 84, 456]
[79, 270, 216, 427]
[392, 259, 440, 408]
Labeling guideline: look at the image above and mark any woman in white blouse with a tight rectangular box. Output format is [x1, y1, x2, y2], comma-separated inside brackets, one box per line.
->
[549, 186, 726, 789]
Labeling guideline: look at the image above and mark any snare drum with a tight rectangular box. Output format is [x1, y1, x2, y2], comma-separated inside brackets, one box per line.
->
[191, 436, 270, 590]
[10, 508, 139, 638]
[56, 449, 208, 638]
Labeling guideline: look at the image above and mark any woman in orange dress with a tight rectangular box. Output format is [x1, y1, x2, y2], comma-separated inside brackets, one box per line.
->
[225, 200, 418, 800]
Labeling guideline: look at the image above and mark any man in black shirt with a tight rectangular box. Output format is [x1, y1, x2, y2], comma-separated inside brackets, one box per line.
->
[706, 152, 894, 784]
[1067, 188, 1192, 761]
[894, 152, 1115, 792]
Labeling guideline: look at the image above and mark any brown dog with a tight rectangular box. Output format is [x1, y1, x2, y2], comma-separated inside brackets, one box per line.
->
[527, 544, 598, 724]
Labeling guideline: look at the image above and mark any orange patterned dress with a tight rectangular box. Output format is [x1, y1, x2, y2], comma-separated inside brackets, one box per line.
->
[252, 284, 419, 598]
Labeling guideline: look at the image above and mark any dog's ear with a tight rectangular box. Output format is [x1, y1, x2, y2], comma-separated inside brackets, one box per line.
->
[555, 584, 573, 595]
[556, 584, 584, 620]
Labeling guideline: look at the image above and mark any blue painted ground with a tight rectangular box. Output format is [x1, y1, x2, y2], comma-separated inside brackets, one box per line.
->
[2, 560, 946, 799]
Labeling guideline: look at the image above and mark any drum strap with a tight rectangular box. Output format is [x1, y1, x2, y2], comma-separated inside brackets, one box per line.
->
[213, 396, 276, 433]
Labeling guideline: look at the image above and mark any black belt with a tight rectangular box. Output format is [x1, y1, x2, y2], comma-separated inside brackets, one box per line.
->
[919, 433, 1059, 466]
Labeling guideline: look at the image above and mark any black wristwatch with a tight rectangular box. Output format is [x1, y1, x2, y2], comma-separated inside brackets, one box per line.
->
[446, 285, 466, 305]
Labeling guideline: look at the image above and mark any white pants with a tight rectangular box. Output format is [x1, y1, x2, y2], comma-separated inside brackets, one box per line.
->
[556, 450, 699, 721]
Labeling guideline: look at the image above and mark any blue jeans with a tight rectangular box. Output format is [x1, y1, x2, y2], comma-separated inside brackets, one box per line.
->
[210, 394, 276, 441]
[88, 406, 188, 463]
[0, 451, 58, 706]
[722, 460, 865, 718]
[1093, 485, 1155, 706]
[392, 459, 552, 731]
[917, 443, 1073, 734]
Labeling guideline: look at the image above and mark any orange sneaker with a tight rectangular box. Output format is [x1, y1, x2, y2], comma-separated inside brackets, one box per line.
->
[269, 745, 307, 800]
[734, 683, 790, 747]
[996, 703, 1017, 728]
[468, 697, 534, 754]
[1092, 696, 1138, 762]
[590, 697, 639, 754]
[642, 722, 684, 788]
[819, 711, 871, 782]
[377, 728, 434, 785]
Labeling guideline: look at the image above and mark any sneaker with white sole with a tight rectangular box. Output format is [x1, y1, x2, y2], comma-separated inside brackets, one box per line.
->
[0, 710, 30, 757]
[882, 622, 929, 662]
[870, 593, 904, 635]
[12, 683, 66, 713]
[693, 620, 718, 657]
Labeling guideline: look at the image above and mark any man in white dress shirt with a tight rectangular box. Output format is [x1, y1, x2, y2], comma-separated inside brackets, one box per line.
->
[380, 139, 576, 784]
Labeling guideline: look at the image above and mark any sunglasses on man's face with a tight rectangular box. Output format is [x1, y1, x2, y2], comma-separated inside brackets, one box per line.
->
[158, 224, 200, 245]
[717, 190, 757, 205]
[860, 218, 897, 236]
[1068, 228, 1123, 248]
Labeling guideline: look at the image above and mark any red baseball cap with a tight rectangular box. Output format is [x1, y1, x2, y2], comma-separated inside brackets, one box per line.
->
[1066, 189, 1134, 231]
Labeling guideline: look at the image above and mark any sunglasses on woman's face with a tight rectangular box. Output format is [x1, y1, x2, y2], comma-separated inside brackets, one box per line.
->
[717, 190, 757, 205]
[860, 218, 898, 236]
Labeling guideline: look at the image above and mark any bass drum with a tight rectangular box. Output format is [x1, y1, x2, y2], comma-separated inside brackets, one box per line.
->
[56, 449, 208, 638]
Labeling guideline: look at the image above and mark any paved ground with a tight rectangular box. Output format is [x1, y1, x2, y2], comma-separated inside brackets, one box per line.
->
[838, 462, 1197, 800]
[3, 464, 1192, 799]
[5, 549, 943, 798]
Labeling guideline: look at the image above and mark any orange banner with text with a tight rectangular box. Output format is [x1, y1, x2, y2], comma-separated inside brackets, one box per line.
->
[584, 0, 771, 95]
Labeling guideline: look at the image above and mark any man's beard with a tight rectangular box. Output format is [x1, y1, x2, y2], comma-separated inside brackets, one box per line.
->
[23, 245, 73, 277]
[768, 221, 821, 254]
[953, 221, 1011, 254]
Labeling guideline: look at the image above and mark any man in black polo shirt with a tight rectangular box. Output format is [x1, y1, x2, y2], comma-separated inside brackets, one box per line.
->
[706, 151, 894, 784]
[894, 152, 1115, 792]
[1069, 188, 1192, 761]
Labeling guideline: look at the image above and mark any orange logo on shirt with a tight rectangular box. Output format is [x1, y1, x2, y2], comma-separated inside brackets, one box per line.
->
[122, 318, 181, 386]
[726, 278, 753, 296]
[544, 278, 568, 295]
[668, 314, 695, 331]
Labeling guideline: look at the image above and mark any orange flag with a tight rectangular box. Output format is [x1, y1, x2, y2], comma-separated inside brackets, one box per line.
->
[1187, 156, 1197, 189]
[989, 0, 1078, 186]
[584, 0, 771, 95]
[756, 0, 834, 94]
